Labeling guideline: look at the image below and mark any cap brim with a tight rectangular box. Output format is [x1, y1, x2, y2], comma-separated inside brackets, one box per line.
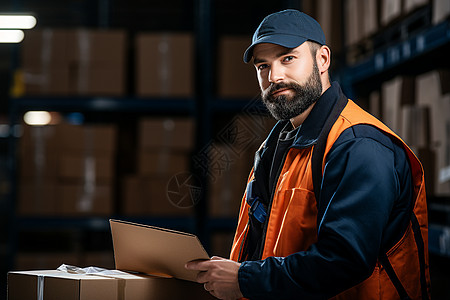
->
[243, 34, 308, 63]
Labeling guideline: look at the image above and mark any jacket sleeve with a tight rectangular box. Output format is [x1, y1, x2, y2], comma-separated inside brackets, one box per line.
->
[238, 131, 404, 299]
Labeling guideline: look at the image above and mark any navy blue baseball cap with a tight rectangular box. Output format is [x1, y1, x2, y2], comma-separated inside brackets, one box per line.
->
[243, 9, 326, 63]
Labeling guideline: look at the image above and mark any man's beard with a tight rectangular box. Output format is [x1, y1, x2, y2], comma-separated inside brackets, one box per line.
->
[261, 61, 323, 121]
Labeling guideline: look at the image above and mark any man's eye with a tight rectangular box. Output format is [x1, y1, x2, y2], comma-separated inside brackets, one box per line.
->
[283, 56, 294, 62]
[257, 64, 268, 71]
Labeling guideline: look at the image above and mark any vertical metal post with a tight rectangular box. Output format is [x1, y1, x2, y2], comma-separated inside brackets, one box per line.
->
[98, 0, 110, 28]
[194, 0, 213, 249]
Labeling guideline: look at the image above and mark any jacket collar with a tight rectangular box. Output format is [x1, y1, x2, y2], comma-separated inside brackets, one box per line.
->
[264, 81, 344, 149]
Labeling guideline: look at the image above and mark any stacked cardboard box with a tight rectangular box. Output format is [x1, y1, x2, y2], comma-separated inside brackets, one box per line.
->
[381, 75, 415, 135]
[21, 29, 127, 96]
[415, 70, 450, 196]
[18, 121, 117, 216]
[375, 70, 450, 196]
[135, 33, 194, 97]
[316, 0, 343, 54]
[433, 0, 450, 24]
[122, 117, 195, 216]
[217, 36, 260, 99]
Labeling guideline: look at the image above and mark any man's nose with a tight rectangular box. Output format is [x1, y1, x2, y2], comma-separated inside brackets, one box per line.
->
[268, 65, 284, 83]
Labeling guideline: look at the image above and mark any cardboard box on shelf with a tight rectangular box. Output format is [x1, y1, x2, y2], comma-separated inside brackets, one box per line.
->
[381, 0, 402, 26]
[8, 270, 214, 300]
[69, 29, 127, 96]
[18, 182, 58, 216]
[400, 105, 430, 149]
[122, 175, 194, 216]
[135, 32, 194, 98]
[19, 145, 59, 180]
[21, 28, 127, 96]
[21, 29, 71, 69]
[317, 0, 343, 53]
[138, 117, 194, 151]
[56, 122, 117, 154]
[434, 94, 450, 196]
[381, 76, 415, 135]
[23, 67, 71, 96]
[416, 70, 446, 145]
[432, 0, 450, 24]
[217, 36, 260, 99]
[68, 30, 127, 65]
[138, 150, 190, 176]
[70, 64, 125, 96]
[345, 0, 364, 47]
[20, 123, 59, 151]
[58, 154, 115, 182]
[57, 183, 113, 216]
[404, 0, 429, 14]
[362, 0, 379, 38]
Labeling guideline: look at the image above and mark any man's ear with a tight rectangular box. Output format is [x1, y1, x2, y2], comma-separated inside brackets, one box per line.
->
[316, 45, 331, 74]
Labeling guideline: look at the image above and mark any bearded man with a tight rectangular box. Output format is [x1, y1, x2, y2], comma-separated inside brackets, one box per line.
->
[186, 9, 430, 300]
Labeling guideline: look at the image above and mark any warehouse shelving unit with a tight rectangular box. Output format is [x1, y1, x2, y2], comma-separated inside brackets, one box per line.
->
[339, 11, 450, 259]
[2, 3, 285, 296]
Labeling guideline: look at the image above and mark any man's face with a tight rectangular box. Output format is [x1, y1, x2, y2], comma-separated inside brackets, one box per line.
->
[253, 42, 323, 121]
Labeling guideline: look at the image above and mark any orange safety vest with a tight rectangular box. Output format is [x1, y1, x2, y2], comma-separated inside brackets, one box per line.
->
[230, 99, 431, 299]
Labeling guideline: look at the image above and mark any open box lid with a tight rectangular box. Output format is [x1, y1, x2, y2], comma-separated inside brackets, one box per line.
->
[110, 219, 210, 282]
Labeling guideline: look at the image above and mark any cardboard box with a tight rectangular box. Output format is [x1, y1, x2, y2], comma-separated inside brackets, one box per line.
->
[381, 0, 402, 26]
[58, 154, 115, 182]
[57, 183, 113, 216]
[135, 32, 194, 97]
[433, 0, 450, 24]
[23, 67, 71, 96]
[122, 175, 194, 216]
[21, 29, 71, 69]
[381, 76, 414, 134]
[138, 150, 190, 176]
[8, 270, 214, 300]
[71, 64, 125, 96]
[434, 94, 450, 196]
[416, 71, 445, 145]
[400, 105, 429, 149]
[345, 0, 364, 46]
[217, 36, 260, 98]
[56, 123, 117, 154]
[138, 118, 194, 150]
[317, 0, 343, 53]
[18, 182, 58, 216]
[362, 0, 379, 38]
[21, 29, 127, 96]
[404, 0, 429, 14]
[69, 29, 127, 96]
[69, 30, 127, 65]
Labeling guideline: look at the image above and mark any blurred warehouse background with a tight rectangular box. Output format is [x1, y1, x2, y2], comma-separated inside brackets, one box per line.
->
[0, 0, 450, 299]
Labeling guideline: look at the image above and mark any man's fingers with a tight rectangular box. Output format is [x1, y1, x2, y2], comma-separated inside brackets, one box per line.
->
[185, 259, 210, 271]
[211, 256, 226, 261]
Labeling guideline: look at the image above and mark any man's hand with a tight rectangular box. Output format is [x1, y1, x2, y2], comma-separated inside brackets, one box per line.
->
[185, 256, 243, 300]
